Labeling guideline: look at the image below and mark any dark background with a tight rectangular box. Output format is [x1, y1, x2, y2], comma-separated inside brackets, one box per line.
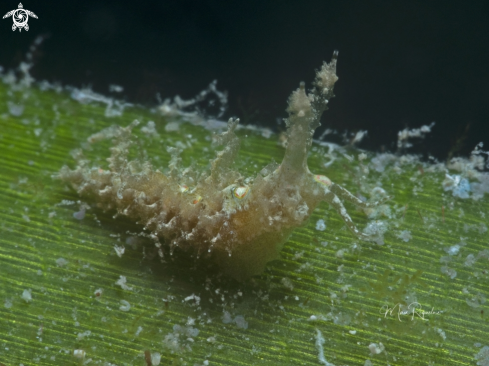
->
[1, 0, 488, 160]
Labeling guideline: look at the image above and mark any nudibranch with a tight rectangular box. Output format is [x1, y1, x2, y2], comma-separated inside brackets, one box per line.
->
[57, 51, 388, 280]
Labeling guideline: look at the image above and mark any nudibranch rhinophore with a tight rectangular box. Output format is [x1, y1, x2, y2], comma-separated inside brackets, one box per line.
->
[57, 51, 388, 280]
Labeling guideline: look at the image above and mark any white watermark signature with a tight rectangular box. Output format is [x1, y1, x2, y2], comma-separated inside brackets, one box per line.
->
[3, 3, 38, 32]
[380, 302, 443, 321]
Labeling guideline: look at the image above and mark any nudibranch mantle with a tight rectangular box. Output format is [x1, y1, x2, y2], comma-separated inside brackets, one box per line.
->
[57, 51, 388, 280]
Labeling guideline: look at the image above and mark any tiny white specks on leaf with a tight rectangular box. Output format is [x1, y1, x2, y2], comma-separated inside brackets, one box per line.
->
[316, 219, 326, 231]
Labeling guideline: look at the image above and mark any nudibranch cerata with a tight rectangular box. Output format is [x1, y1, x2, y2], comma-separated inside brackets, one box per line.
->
[57, 51, 389, 280]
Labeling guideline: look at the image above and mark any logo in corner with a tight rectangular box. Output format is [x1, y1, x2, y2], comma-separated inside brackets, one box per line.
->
[3, 3, 38, 32]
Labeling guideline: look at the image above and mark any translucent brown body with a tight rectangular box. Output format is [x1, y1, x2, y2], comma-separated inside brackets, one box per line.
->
[57, 52, 386, 280]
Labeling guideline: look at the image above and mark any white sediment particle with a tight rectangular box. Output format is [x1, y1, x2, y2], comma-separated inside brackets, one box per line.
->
[471, 173, 489, 199]
[4, 299, 12, 309]
[479, 249, 489, 259]
[261, 129, 272, 138]
[445, 244, 461, 256]
[56, 257, 69, 267]
[151, 352, 161, 365]
[87, 125, 120, 143]
[69, 86, 132, 118]
[397, 122, 435, 149]
[475, 346, 489, 366]
[396, 230, 412, 242]
[222, 311, 232, 324]
[125, 235, 140, 249]
[441, 266, 457, 279]
[114, 245, 125, 257]
[234, 315, 248, 329]
[57, 199, 76, 206]
[73, 349, 86, 359]
[184, 294, 201, 306]
[368, 342, 385, 355]
[440, 255, 451, 264]
[221, 311, 248, 329]
[465, 254, 476, 266]
[314, 328, 334, 366]
[466, 293, 486, 308]
[185, 324, 200, 338]
[316, 219, 326, 231]
[22, 289, 32, 303]
[165, 121, 180, 132]
[115, 275, 133, 291]
[435, 327, 446, 341]
[33, 127, 42, 137]
[141, 121, 159, 137]
[73, 207, 86, 220]
[363, 221, 387, 245]
[135, 326, 143, 336]
[370, 153, 397, 172]
[293, 251, 305, 260]
[7, 101, 24, 116]
[22, 214, 30, 222]
[163, 324, 200, 352]
[77, 330, 91, 340]
[119, 300, 131, 312]
[364, 360, 373, 366]
[351, 130, 367, 145]
[109, 84, 124, 93]
[335, 249, 346, 259]
[281, 277, 294, 290]
[442, 174, 471, 199]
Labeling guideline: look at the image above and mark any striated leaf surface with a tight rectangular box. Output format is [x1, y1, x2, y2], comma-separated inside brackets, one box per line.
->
[0, 76, 488, 366]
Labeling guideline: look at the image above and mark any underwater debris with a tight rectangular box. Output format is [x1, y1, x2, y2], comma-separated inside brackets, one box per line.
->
[221, 311, 248, 329]
[443, 174, 471, 199]
[73, 349, 86, 360]
[119, 300, 131, 311]
[55, 257, 69, 267]
[475, 346, 489, 366]
[114, 245, 125, 257]
[21, 289, 32, 303]
[56, 52, 389, 280]
[115, 275, 133, 290]
[69, 86, 133, 118]
[163, 324, 200, 353]
[368, 342, 385, 355]
[315, 328, 334, 366]
[397, 122, 435, 151]
[316, 219, 327, 231]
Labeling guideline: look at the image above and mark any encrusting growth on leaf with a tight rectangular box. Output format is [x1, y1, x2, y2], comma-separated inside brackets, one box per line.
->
[56, 51, 389, 280]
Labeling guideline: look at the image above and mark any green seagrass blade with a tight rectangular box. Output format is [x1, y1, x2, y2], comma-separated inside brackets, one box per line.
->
[0, 76, 488, 366]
